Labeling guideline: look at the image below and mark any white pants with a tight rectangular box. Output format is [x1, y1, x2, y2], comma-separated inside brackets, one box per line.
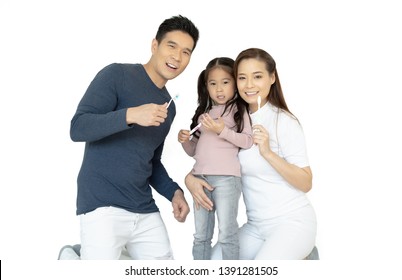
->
[80, 206, 173, 260]
[211, 204, 316, 260]
[239, 204, 317, 260]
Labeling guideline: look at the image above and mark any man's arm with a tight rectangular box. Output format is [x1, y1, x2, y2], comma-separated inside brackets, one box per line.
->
[149, 143, 190, 222]
[171, 189, 190, 222]
[70, 64, 130, 142]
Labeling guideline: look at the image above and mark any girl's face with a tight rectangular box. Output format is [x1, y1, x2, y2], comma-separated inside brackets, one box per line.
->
[236, 58, 275, 113]
[206, 68, 235, 105]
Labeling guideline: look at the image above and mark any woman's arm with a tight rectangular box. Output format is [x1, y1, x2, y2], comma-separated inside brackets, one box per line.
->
[253, 124, 312, 192]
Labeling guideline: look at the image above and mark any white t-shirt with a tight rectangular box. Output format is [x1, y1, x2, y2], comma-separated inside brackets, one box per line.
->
[239, 102, 311, 222]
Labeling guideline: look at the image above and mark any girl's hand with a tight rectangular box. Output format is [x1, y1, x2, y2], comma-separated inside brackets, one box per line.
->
[178, 129, 191, 143]
[202, 113, 225, 134]
[252, 124, 272, 157]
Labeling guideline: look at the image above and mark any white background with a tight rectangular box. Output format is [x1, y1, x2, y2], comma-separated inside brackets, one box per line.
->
[1, 0, 401, 278]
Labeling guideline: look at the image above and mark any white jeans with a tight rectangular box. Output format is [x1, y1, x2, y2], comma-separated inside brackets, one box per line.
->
[211, 204, 316, 260]
[80, 206, 173, 260]
[239, 204, 317, 260]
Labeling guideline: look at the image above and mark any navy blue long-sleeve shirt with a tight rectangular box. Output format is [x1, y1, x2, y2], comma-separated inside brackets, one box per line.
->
[70, 63, 180, 215]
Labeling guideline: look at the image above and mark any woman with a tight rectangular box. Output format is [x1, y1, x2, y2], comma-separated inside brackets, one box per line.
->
[185, 48, 317, 260]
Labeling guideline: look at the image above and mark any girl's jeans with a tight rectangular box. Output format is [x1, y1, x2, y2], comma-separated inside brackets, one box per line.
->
[192, 175, 242, 260]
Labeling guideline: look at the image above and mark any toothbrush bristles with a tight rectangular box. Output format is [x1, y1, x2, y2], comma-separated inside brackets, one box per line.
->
[166, 94, 179, 109]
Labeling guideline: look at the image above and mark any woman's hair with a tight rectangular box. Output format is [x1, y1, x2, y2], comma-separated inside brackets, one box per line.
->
[190, 57, 250, 137]
[234, 48, 295, 117]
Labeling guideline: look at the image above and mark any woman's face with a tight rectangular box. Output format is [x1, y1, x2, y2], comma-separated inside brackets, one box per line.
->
[236, 58, 275, 113]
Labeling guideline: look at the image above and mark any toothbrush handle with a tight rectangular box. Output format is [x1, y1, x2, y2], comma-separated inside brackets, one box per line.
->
[189, 123, 202, 135]
[166, 98, 173, 108]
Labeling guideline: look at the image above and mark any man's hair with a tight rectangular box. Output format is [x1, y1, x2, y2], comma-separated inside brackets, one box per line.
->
[155, 15, 199, 51]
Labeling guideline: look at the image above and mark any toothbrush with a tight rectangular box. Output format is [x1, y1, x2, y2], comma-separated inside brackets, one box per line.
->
[166, 94, 179, 108]
[189, 123, 202, 135]
[253, 95, 262, 128]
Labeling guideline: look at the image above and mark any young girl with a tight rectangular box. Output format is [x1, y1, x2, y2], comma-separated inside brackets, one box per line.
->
[178, 57, 253, 260]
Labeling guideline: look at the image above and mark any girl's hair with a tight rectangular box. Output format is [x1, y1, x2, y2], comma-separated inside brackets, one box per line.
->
[190, 57, 250, 137]
[234, 48, 295, 118]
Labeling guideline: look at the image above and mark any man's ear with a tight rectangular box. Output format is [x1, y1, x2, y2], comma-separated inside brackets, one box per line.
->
[151, 38, 158, 54]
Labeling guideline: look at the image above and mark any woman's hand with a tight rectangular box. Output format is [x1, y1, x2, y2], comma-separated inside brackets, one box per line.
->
[185, 172, 214, 211]
[252, 124, 273, 158]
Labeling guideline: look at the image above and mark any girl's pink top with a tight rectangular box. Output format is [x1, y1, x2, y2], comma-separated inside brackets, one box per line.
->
[182, 104, 253, 177]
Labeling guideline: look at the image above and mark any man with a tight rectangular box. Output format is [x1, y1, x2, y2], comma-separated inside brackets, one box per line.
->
[69, 15, 199, 260]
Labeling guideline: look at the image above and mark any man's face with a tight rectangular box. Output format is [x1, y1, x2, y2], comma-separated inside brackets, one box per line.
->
[149, 30, 194, 87]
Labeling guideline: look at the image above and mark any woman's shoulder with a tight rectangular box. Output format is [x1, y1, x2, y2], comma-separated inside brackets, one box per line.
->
[268, 105, 302, 132]
[280, 109, 298, 123]
[267, 103, 297, 121]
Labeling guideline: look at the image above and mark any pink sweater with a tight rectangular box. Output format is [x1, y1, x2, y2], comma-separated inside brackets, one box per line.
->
[182, 104, 253, 177]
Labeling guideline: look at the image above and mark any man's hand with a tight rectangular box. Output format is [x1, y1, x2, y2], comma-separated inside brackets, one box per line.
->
[172, 189, 190, 222]
[126, 103, 168, 126]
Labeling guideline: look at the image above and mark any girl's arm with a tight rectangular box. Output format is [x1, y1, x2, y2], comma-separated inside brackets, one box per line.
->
[219, 110, 253, 149]
[178, 129, 198, 156]
[202, 112, 253, 149]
